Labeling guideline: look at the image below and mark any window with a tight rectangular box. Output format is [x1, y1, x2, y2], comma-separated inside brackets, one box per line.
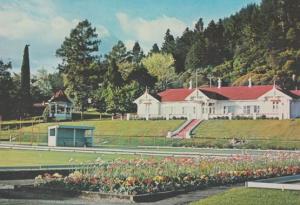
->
[228, 106, 234, 113]
[49, 128, 56, 136]
[273, 102, 279, 110]
[224, 106, 234, 114]
[182, 107, 185, 114]
[202, 107, 205, 114]
[193, 107, 196, 114]
[243, 106, 251, 114]
[254, 105, 260, 113]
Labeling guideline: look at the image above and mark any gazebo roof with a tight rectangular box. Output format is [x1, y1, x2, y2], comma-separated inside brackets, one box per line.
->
[49, 90, 72, 103]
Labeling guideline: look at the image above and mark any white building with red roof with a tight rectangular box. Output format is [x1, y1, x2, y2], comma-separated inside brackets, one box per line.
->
[134, 79, 300, 120]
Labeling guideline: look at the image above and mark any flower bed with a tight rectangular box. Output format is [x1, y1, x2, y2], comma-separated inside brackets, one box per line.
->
[34, 153, 300, 195]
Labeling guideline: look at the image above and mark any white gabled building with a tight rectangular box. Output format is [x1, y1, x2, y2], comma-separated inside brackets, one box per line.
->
[134, 80, 300, 120]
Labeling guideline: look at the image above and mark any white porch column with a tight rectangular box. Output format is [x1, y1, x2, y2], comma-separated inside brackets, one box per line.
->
[166, 114, 169, 120]
[228, 113, 232, 120]
[253, 113, 257, 120]
[49, 105, 52, 116]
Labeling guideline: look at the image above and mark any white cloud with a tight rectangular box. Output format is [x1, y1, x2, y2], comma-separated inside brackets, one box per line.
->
[0, 0, 109, 72]
[124, 40, 135, 50]
[0, 1, 109, 43]
[116, 12, 187, 51]
[97, 25, 110, 38]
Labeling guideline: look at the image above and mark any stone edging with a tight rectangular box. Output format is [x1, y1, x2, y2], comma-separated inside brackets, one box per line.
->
[13, 184, 189, 202]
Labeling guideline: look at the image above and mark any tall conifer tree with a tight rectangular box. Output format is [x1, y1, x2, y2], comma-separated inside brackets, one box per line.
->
[20, 44, 31, 116]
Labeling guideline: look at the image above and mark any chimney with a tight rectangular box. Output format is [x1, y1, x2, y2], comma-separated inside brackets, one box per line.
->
[189, 80, 193, 89]
[248, 77, 252, 88]
[217, 78, 222, 88]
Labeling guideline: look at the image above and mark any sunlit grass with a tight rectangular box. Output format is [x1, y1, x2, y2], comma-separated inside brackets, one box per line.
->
[190, 188, 300, 205]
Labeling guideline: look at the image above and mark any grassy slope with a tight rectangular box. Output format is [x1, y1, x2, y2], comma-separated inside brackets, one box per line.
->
[192, 119, 300, 149]
[2, 119, 300, 149]
[0, 120, 183, 147]
[195, 119, 300, 140]
[191, 188, 300, 205]
[0, 149, 141, 166]
[15, 120, 183, 137]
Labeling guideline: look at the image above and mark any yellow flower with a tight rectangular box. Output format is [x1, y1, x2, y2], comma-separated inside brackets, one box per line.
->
[153, 175, 165, 183]
[52, 173, 63, 178]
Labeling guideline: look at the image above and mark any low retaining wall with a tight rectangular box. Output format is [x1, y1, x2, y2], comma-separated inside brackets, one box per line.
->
[0, 169, 71, 180]
[246, 181, 300, 191]
[245, 174, 300, 191]
[0, 165, 91, 180]
[11, 184, 188, 202]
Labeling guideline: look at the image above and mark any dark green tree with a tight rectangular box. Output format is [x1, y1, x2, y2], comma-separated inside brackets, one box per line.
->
[194, 18, 204, 33]
[132, 42, 144, 63]
[161, 29, 176, 54]
[174, 27, 195, 73]
[185, 37, 208, 70]
[106, 58, 124, 87]
[149, 43, 160, 55]
[127, 64, 157, 88]
[20, 44, 32, 116]
[106, 40, 127, 62]
[0, 61, 14, 119]
[56, 19, 101, 111]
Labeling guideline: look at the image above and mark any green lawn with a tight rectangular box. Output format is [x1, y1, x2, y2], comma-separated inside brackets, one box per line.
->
[4, 120, 183, 137]
[192, 119, 300, 149]
[0, 120, 183, 147]
[0, 149, 143, 166]
[2, 119, 300, 149]
[191, 188, 300, 205]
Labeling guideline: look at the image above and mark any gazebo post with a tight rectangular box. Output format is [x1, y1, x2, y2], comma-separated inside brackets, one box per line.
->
[55, 103, 58, 115]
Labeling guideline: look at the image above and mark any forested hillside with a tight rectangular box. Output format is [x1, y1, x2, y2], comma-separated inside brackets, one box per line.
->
[169, 0, 300, 89]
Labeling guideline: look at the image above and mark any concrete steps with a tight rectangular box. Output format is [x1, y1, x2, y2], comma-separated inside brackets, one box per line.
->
[168, 119, 202, 139]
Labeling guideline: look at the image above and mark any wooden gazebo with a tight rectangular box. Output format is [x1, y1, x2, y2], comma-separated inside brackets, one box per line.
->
[48, 90, 73, 120]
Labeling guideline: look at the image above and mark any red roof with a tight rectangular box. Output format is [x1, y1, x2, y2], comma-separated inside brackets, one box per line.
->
[49, 90, 72, 103]
[290, 90, 300, 97]
[158, 85, 276, 102]
[158, 88, 195, 102]
[199, 85, 274, 100]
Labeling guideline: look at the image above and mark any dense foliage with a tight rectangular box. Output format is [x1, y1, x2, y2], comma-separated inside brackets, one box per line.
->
[1, 0, 300, 119]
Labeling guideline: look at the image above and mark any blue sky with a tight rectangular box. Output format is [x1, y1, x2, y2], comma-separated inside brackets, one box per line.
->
[0, 0, 261, 73]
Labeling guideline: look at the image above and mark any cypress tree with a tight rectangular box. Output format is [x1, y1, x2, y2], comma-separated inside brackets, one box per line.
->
[20, 44, 31, 116]
[149, 43, 160, 54]
[161, 29, 176, 54]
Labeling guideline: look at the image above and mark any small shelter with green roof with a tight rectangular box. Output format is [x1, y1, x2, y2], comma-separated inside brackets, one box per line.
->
[48, 90, 73, 121]
[48, 125, 94, 147]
